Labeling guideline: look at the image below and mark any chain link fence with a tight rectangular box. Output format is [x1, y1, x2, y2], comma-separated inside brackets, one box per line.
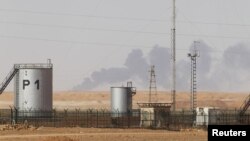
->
[0, 108, 249, 129]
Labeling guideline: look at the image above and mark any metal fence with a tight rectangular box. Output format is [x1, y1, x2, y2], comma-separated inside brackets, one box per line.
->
[0, 108, 249, 129]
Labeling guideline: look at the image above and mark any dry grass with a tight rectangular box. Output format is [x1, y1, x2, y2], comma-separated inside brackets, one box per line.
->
[0, 91, 248, 110]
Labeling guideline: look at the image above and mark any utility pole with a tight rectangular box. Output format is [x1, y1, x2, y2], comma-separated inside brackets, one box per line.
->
[188, 41, 200, 111]
[171, 0, 176, 111]
[149, 65, 158, 103]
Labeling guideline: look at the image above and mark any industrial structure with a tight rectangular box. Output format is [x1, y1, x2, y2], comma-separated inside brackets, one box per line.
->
[0, 60, 53, 116]
[148, 65, 157, 103]
[110, 82, 136, 117]
[138, 103, 171, 127]
[171, 0, 176, 111]
[0, 0, 249, 130]
[188, 41, 200, 111]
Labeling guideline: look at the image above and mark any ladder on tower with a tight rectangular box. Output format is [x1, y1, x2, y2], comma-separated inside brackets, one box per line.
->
[192, 58, 197, 110]
[239, 94, 250, 116]
[188, 41, 199, 111]
[0, 65, 19, 94]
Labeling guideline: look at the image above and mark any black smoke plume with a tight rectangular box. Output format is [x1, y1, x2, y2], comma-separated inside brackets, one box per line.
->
[74, 42, 250, 92]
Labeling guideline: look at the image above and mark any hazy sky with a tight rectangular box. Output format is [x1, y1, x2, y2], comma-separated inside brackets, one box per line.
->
[1, 0, 250, 92]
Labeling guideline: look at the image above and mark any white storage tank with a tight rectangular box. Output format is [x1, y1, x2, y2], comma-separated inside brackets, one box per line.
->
[111, 82, 136, 117]
[14, 62, 53, 116]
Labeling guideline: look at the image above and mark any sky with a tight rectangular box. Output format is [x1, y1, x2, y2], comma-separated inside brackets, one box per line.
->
[1, 0, 250, 92]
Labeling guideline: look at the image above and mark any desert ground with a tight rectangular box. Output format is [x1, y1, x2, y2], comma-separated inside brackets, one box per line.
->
[0, 91, 248, 110]
[0, 127, 207, 141]
[0, 91, 249, 141]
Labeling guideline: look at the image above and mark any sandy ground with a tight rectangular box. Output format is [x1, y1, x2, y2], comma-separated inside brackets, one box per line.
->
[0, 127, 207, 141]
[0, 91, 248, 110]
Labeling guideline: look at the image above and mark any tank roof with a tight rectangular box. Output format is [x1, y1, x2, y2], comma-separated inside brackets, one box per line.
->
[110, 86, 131, 88]
[14, 63, 53, 69]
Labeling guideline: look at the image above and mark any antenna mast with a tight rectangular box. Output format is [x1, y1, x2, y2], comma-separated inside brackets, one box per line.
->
[171, 0, 176, 111]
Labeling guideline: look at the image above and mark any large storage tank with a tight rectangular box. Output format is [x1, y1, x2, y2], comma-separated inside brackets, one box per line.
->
[111, 82, 136, 117]
[14, 62, 53, 116]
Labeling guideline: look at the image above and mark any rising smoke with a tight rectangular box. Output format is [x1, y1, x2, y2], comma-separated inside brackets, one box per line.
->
[73, 49, 149, 90]
[74, 41, 250, 92]
[73, 45, 171, 90]
[208, 43, 250, 92]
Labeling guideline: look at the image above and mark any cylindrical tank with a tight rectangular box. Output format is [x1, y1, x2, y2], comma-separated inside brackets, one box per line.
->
[14, 64, 52, 117]
[111, 87, 134, 117]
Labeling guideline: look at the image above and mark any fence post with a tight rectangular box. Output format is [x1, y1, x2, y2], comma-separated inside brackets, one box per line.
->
[14, 108, 18, 124]
[90, 109, 92, 127]
[77, 109, 80, 127]
[87, 110, 88, 128]
[10, 107, 13, 124]
[248, 114, 249, 125]
[128, 111, 132, 128]
[75, 109, 78, 127]
[53, 109, 56, 127]
[153, 111, 155, 129]
[97, 110, 98, 128]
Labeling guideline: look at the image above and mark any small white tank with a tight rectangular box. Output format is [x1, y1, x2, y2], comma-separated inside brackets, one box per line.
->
[111, 82, 136, 117]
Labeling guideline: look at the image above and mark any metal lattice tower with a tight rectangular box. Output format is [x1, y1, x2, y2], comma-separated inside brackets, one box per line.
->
[149, 65, 158, 103]
[188, 41, 200, 111]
